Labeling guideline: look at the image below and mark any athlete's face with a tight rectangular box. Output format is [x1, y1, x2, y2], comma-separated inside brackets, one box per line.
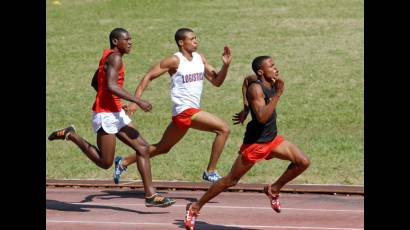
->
[259, 58, 279, 82]
[116, 32, 132, 54]
[180, 32, 198, 52]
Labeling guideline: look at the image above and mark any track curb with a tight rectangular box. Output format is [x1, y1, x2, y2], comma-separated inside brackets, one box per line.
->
[46, 179, 363, 195]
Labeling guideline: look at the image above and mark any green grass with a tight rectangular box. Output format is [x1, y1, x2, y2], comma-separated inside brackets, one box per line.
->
[46, 0, 363, 185]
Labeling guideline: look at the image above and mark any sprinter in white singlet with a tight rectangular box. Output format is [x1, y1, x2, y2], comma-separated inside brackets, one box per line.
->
[113, 28, 232, 184]
[170, 51, 204, 116]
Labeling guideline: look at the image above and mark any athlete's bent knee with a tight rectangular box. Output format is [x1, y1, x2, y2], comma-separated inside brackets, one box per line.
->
[296, 154, 310, 171]
[217, 125, 231, 136]
[158, 147, 172, 154]
[301, 156, 310, 169]
[100, 161, 113, 169]
[223, 175, 239, 187]
[136, 145, 150, 158]
[228, 178, 239, 187]
[148, 143, 170, 157]
[152, 141, 173, 154]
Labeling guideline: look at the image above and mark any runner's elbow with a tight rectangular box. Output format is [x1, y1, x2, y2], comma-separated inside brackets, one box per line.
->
[213, 81, 222, 87]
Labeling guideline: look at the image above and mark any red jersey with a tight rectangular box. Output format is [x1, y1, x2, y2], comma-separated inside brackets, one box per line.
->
[92, 49, 125, 112]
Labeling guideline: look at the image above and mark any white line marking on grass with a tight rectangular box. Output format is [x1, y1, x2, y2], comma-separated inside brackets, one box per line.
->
[69, 202, 363, 212]
[46, 220, 363, 230]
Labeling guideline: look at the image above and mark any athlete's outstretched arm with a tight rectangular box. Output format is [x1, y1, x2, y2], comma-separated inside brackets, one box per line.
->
[202, 45, 232, 87]
[124, 55, 179, 115]
[135, 55, 179, 98]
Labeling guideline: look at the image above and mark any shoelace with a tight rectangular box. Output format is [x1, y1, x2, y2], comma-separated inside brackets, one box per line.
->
[153, 195, 165, 203]
[186, 208, 196, 222]
[115, 160, 127, 175]
[115, 166, 123, 174]
[57, 130, 65, 137]
[209, 174, 221, 181]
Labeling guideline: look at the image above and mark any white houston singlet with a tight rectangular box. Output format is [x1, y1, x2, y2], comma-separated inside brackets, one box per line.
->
[170, 52, 205, 116]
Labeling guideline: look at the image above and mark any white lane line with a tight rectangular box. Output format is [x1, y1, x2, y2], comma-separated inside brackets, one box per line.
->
[46, 220, 363, 230]
[67, 202, 363, 213]
[225, 224, 363, 230]
[46, 220, 171, 226]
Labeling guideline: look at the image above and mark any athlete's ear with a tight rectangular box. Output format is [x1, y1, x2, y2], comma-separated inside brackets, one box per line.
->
[112, 38, 118, 46]
[257, 69, 263, 76]
[178, 40, 184, 46]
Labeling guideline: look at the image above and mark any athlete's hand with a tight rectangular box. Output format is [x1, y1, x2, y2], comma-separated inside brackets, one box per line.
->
[274, 78, 285, 96]
[222, 45, 232, 66]
[136, 99, 152, 112]
[123, 103, 138, 116]
[232, 109, 249, 125]
[271, 70, 279, 82]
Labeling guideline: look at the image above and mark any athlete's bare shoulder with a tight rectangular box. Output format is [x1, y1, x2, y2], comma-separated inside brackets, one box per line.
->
[105, 52, 122, 70]
[197, 53, 208, 64]
[245, 74, 258, 84]
[160, 54, 179, 69]
[247, 80, 264, 99]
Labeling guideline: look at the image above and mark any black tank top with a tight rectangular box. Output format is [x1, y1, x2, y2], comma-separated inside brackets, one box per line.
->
[243, 79, 277, 144]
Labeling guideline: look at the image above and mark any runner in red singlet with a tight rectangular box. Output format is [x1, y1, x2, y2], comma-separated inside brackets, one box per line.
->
[48, 28, 175, 208]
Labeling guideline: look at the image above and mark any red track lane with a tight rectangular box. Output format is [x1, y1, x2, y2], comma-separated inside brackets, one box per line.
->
[46, 187, 363, 230]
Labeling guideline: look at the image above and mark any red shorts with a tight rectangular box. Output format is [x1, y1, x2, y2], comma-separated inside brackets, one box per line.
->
[239, 135, 285, 163]
[172, 108, 201, 130]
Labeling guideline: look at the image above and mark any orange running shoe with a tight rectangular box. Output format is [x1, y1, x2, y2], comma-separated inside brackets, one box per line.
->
[263, 184, 281, 213]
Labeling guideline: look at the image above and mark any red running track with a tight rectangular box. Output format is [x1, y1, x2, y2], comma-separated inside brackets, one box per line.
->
[46, 187, 363, 230]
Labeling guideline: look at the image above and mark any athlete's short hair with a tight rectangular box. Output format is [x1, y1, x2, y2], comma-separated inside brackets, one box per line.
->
[109, 28, 128, 48]
[175, 28, 194, 47]
[252, 56, 272, 76]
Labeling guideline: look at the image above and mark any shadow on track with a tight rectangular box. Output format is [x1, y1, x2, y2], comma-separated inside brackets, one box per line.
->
[174, 219, 259, 230]
[46, 199, 168, 214]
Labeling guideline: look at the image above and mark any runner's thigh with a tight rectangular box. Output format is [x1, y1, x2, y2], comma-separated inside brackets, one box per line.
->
[191, 111, 227, 132]
[269, 140, 305, 162]
[227, 155, 255, 181]
[156, 122, 188, 149]
[116, 124, 148, 153]
[96, 130, 117, 163]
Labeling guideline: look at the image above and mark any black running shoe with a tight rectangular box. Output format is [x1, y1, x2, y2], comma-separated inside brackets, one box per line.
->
[145, 193, 176, 207]
[48, 125, 76, 141]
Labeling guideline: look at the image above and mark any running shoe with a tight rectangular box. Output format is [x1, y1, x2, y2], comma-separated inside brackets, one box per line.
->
[184, 202, 199, 230]
[113, 156, 127, 184]
[145, 193, 176, 207]
[202, 170, 222, 183]
[263, 184, 281, 213]
[48, 125, 76, 141]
